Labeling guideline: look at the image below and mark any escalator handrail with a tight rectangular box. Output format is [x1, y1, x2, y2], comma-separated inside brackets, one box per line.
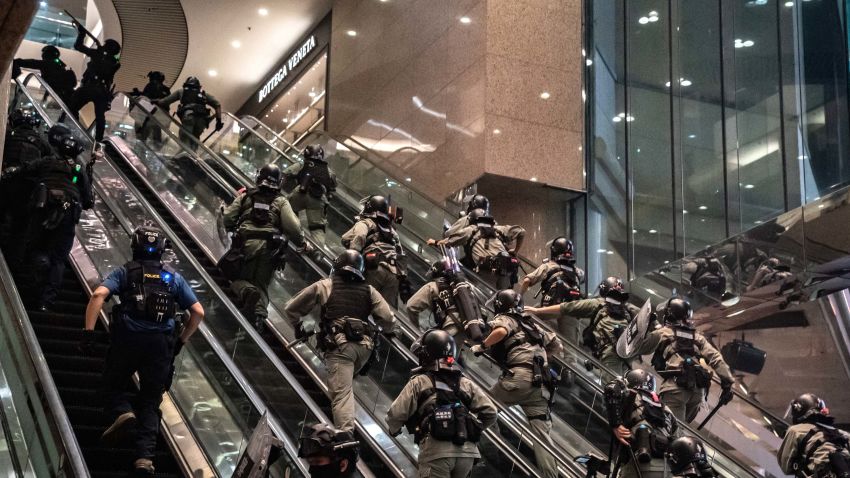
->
[0, 251, 90, 478]
[88, 160, 309, 477]
[101, 137, 385, 478]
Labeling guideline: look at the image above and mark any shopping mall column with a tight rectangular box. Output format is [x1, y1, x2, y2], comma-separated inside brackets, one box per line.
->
[0, 0, 39, 170]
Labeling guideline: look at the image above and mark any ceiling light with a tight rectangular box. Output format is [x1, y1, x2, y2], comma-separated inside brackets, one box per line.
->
[784, 1, 794, 6]
[539, 92, 551, 99]
[258, 7, 269, 16]
[586, 59, 593, 66]
[231, 40, 241, 48]
[665, 81, 671, 87]
[460, 16, 472, 24]
[698, 205, 708, 210]
[744, 184, 755, 189]
[493, 129, 501, 135]
[682, 210, 688, 214]
[208, 69, 218, 77]
[639, 16, 650, 24]
[818, 204, 825, 209]
[40, 1, 46, 6]
[346, 30, 357, 36]
[688, 134, 696, 139]
[613, 116, 622, 123]
[597, 249, 608, 253]
[308, 91, 316, 97]
[606, 250, 614, 255]
[530, 177, 538, 182]
[405, 177, 411, 182]
[648, 229, 657, 234]
[735, 39, 755, 48]
[680, 79, 692, 86]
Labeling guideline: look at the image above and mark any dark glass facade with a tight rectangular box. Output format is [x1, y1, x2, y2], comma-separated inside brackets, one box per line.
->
[583, 0, 850, 286]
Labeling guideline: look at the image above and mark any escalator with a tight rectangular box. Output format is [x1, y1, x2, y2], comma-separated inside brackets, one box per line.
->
[13, 75, 321, 477]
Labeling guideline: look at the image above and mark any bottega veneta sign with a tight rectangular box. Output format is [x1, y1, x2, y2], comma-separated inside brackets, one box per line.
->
[257, 35, 317, 103]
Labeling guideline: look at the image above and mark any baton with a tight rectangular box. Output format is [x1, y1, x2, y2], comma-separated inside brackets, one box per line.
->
[465, 342, 514, 377]
[286, 330, 315, 349]
[202, 119, 224, 143]
[64, 10, 101, 47]
[697, 400, 725, 430]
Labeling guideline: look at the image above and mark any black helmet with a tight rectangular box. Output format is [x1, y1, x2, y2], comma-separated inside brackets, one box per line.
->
[130, 226, 169, 261]
[41, 45, 60, 61]
[467, 208, 495, 226]
[360, 195, 389, 216]
[624, 369, 656, 394]
[411, 329, 458, 371]
[147, 71, 165, 82]
[303, 144, 325, 161]
[598, 276, 628, 302]
[665, 436, 708, 475]
[663, 297, 693, 325]
[429, 259, 453, 280]
[10, 109, 41, 129]
[184, 76, 201, 89]
[47, 124, 84, 157]
[788, 393, 829, 424]
[298, 423, 359, 476]
[102, 39, 121, 56]
[467, 194, 490, 213]
[256, 163, 282, 189]
[333, 250, 365, 281]
[493, 289, 523, 314]
[550, 237, 575, 264]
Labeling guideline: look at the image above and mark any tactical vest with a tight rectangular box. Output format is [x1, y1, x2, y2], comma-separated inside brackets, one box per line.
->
[540, 264, 582, 306]
[237, 189, 280, 230]
[81, 50, 119, 88]
[43, 60, 77, 95]
[582, 302, 629, 356]
[37, 157, 82, 201]
[296, 159, 334, 198]
[792, 423, 850, 478]
[405, 371, 482, 445]
[178, 88, 209, 117]
[119, 260, 177, 323]
[362, 219, 402, 268]
[324, 276, 372, 322]
[489, 313, 545, 365]
[4, 128, 45, 169]
[621, 389, 676, 458]
[651, 326, 711, 390]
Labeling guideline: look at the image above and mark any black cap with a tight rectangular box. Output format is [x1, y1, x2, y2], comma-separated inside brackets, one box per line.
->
[493, 289, 523, 314]
[41, 45, 60, 60]
[103, 39, 121, 56]
[147, 70, 165, 82]
[333, 250, 365, 281]
[256, 163, 282, 189]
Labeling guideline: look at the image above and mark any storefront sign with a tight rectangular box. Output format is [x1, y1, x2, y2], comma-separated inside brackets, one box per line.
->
[258, 35, 317, 103]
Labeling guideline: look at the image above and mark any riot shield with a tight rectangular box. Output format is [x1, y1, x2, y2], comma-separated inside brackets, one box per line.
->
[616, 298, 652, 359]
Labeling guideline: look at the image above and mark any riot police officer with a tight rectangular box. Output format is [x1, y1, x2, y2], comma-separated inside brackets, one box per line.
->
[284, 144, 337, 245]
[341, 195, 411, 307]
[631, 298, 735, 423]
[387, 329, 498, 478]
[80, 226, 205, 475]
[521, 237, 586, 343]
[604, 369, 677, 477]
[298, 423, 360, 478]
[130, 71, 171, 144]
[12, 45, 77, 105]
[440, 193, 491, 239]
[406, 252, 486, 343]
[470, 289, 561, 478]
[527, 276, 639, 373]
[157, 76, 222, 150]
[778, 393, 850, 478]
[222, 163, 309, 329]
[666, 437, 718, 478]
[0, 110, 51, 267]
[68, 19, 121, 141]
[284, 250, 396, 432]
[438, 208, 525, 290]
[5, 124, 94, 309]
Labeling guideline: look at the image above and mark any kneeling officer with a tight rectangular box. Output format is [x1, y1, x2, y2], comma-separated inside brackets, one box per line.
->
[81, 226, 205, 475]
[284, 250, 396, 432]
[387, 329, 498, 478]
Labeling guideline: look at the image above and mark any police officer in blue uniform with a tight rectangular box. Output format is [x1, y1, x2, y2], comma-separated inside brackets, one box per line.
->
[80, 226, 205, 475]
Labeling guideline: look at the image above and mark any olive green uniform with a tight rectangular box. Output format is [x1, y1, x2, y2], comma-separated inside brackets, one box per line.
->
[387, 373, 498, 478]
[635, 327, 735, 422]
[284, 277, 395, 432]
[443, 223, 525, 290]
[407, 281, 463, 338]
[158, 87, 221, 151]
[283, 161, 336, 244]
[778, 422, 850, 477]
[525, 260, 586, 344]
[555, 297, 639, 374]
[223, 189, 305, 322]
[486, 313, 558, 478]
[616, 389, 677, 478]
[341, 217, 405, 308]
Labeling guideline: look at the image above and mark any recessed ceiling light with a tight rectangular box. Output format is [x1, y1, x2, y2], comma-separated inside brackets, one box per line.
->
[680, 79, 692, 86]
[530, 177, 538, 182]
[688, 134, 696, 139]
[308, 91, 316, 97]
[784, 1, 794, 6]
[346, 30, 357, 37]
[493, 129, 501, 135]
[258, 7, 269, 16]
[208, 69, 218, 77]
[639, 16, 650, 24]
[597, 249, 608, 253]
[40, 1, 46, 6]
[405, 177, 412, 182]
[744, 184, 755, 189]
[460, 16, 472, 24]
[539, 91, 551, 99]
[231, 40, 241, 48]
[586, 59, 593, 66]
[648, 229, 658, 234]
[698, 205, 708, 210]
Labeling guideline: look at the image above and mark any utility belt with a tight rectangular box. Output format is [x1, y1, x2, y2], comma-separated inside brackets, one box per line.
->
[477, 252, 518, 276]
[415, 405, 484, 446]
[218, 231, 286, 281]
[178, 103, 209, 118]
[631, 424, 672, 463]
[505, 358, 558, 409]
[32, 185, 80, 229]
[583, 328, 623, 359]
[319, 317, 381, 376]
[656, 359, 712, 392]
[81, 77, 111, 92]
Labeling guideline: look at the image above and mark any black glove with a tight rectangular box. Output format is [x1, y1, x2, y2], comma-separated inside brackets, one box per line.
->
[78, 329, 97, 356]
[11, 63, 21, 79]
[398, 277, 413, 304]
[719, 381, 734, 406]
[131, 87, 141, 96]
[382, 329, 397, 340]
[215, 118, 224, 130]
[295, 323, 309, 341]
[173, 339, 185, 357]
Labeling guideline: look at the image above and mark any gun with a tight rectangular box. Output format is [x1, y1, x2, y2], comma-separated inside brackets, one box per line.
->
[64, 10, 101, 47]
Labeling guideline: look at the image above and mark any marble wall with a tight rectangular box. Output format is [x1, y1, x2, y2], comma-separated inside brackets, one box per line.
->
[328, 0, 585, 257]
